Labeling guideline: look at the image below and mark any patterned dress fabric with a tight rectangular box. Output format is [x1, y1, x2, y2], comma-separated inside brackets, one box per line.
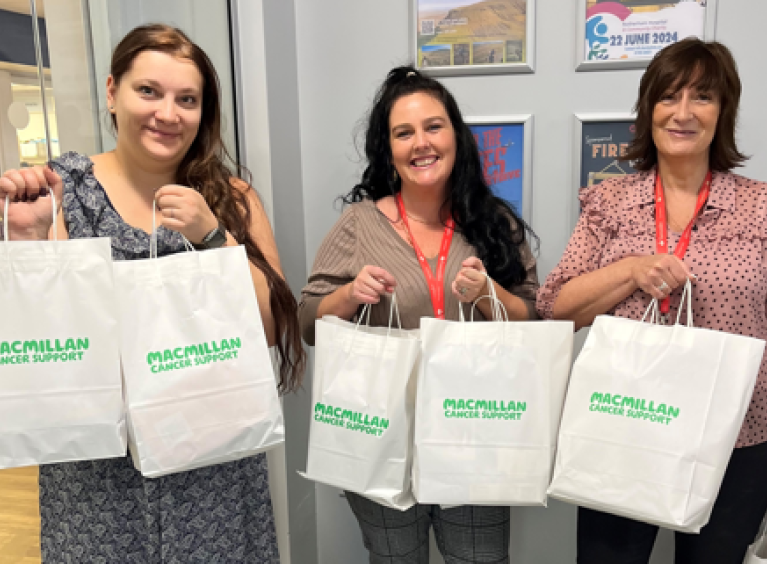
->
[39, 151, 279, 564]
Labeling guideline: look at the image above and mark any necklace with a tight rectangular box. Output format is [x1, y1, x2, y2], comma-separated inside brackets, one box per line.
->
[404, 210, 443, 226]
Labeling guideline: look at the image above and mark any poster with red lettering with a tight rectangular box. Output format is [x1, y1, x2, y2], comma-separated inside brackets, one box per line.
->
[469, 120, 527, 217]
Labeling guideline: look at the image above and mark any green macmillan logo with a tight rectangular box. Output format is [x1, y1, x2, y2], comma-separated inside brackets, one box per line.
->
[444, 399, 526, 421]
[314, 403, 389, 437]
[0, 338, 89, 366]
[147, 338, 242, 374]
[590, 392, 680, 426]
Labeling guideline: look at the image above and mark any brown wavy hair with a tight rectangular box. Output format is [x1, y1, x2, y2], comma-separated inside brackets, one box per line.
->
[110, 24, 305, 393]
[624, 37, 747, 172]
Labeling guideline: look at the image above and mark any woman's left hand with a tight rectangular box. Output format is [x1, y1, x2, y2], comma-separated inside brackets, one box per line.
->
[451, 257, 490, 303]
[155, 185, 219, 244]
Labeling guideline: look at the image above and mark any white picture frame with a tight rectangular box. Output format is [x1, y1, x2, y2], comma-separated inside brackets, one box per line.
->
[412, 0, 536, 76]
[575, 0, 718, 72]
[465, 114, 534, 223]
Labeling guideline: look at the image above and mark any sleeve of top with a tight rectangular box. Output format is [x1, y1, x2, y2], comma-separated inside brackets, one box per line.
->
[508, 237, 540, 320]
[298, 206, 359, 346]
[536, 183, 617, 320]
[50, 154, 94, 238]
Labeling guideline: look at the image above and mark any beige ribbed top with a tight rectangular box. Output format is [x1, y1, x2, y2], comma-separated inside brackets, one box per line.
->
[299, 199, 539, 345]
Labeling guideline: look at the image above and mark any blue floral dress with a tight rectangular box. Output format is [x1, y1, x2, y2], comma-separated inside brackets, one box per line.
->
[40, 152, 279, 564]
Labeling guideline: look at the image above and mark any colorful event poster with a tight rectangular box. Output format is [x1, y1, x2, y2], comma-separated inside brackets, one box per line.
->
[470, 123, 525, 214]
[417, 0, 528, 68]
[584, 1, 706, 62]
[580, 120, 636, 188]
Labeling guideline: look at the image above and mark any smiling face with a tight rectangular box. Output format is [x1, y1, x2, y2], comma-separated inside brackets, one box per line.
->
[651, 82, 720, 164]
[389, 92, 456, 196]
[107, 50, 203, 168]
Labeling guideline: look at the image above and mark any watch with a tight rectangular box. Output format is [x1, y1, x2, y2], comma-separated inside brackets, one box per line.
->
[192, 221, 227, 250]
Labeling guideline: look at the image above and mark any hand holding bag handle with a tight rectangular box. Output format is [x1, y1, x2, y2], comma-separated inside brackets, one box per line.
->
[3, 191, 58, 242]
[640, 279, 694, 328]
[458, 273, 508, 323]
[149, 203, 194, 259]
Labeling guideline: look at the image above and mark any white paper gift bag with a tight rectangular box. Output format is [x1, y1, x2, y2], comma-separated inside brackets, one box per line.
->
[300, 296, 421, 510]
[548, 282, 765, 533]
[114, 227, 284, 478]
[0, 196, 126, 469]
[744, 512, 767, 563]
[413, 281, 574, 506]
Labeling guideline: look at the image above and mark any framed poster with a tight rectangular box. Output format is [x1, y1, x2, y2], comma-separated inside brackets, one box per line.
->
[572, 113, 636, 228]
[576, 0, 718, 71]
[412, 0, 536, 76]
[467, 115, 533, 222]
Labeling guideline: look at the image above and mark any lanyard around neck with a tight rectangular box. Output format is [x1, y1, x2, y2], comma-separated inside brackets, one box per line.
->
[655, 170, 711, 314]
[395, 193, 454, 319]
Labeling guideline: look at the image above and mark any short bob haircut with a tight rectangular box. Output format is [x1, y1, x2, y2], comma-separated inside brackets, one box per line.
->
[624, 38, 747, 172]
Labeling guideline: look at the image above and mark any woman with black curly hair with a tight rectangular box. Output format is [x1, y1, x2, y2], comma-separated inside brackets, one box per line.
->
[299, 66, 539, 563]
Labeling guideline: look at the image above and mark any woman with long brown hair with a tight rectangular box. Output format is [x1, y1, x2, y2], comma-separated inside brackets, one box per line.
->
[0, 24, 304, 562]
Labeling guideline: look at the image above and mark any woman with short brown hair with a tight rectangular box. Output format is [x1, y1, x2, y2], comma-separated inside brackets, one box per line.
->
[538, 38, 767, 563]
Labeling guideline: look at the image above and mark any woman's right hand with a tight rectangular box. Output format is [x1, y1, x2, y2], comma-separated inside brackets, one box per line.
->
[629, 254, 694, 300]
[0, 166, 63, 240]
[347, 265, 396, 306]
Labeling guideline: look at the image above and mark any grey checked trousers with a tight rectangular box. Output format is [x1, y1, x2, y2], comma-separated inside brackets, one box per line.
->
[346, 491, 510, 563]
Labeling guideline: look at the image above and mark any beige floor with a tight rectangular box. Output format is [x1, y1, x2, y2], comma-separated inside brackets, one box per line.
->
[0, 467, 41, 564]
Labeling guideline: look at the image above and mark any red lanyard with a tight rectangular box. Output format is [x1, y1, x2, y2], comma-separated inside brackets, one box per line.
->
[395, 193, 454, 319]
[655, 170, 711, 314]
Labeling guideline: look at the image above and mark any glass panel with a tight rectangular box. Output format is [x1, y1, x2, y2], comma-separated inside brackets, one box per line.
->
[0, 0, 51, 170]
[36, 0, 101, 158]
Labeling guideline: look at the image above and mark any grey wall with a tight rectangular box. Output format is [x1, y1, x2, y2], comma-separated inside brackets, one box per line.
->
[261, 1, 318, 563]
[259, 0, 767, 562]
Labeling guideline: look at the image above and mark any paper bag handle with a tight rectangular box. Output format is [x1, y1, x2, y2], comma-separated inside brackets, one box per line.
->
[640, 279, 693, 328]
[149, 202, 195, 259]
[458, 273, 507, 323]
[355, 292, 402, 334]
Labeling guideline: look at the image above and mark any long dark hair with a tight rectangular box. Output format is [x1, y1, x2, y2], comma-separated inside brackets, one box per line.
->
[624, 38, 747, 172]
[110, 24, 305, 393]
[344, 66, 534, 289]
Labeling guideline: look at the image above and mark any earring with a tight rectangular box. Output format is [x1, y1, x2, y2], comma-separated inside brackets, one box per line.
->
[392, 169, 398, 182]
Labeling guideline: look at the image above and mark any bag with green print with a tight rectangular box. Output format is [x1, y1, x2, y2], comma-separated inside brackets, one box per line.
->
[300, 294, 421, 510]
[548, 281, 765, 533]
[114, 222, 284, 478]
[0, 195, 126, 469]
[412, 280, 574, 506]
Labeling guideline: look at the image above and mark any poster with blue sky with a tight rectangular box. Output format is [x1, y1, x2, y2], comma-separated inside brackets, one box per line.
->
[416, 0, 527, 68]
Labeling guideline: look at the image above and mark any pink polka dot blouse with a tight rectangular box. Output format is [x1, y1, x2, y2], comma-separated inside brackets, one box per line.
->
[537, 169, 767, 448]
